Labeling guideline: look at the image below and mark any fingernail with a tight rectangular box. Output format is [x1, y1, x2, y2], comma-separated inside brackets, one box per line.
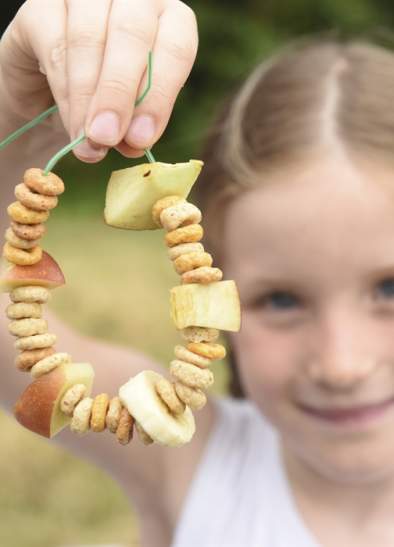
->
[88, 110, 120, 145]
[73, 138, 107, 160]
[126, 115, 156, 147]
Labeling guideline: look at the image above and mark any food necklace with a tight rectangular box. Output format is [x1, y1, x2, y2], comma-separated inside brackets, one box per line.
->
[0, 54, 241, 447]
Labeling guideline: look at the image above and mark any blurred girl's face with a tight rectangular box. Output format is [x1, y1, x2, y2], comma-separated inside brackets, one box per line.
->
[224, 152, 394, 484]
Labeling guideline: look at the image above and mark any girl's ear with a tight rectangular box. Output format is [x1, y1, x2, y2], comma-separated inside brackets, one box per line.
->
[225, 333, 245, 399]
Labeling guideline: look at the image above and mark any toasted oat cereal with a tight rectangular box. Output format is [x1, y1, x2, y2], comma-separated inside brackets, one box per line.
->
[174, 383, 207, 411]
[174, 345, 211, 368]
[5, 227, 40, 250]
[15, 347, 56, 372]
[15, 332, 57, 351]
[170, 360, 214, 390]
[60, 384, 87, 417]
[187, 342, 227, 361]
[11, 221, 46, 241]
[30, 351, 70, 378]
[24, 167, 65, 196]
[173, 251, 213, 275]
[3, 242, 42, 266]
[70, 397, 94, 435]
[180, 326, 220, 343]
[106, 396, 123, 433]
[165, 224, 203, 248]
[181, 266, 223, 284]
[15, 183, 58, 212]
[135, 421, 153, 445]
[10, 286, 50, 304]
[7, 201, 49, 225]
[116, 407, 134, 445]
[90, 393, 110, 432]
[155, 377, 185, 416]
[6, 302, 42, 320]
[160, 202, 202, 232]
[8, 317, 47, 337]
[152, 195, 185, 227]
[168, 242, 205, 261]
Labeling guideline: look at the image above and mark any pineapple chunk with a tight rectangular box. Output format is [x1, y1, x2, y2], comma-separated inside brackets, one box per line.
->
[104, 160, 203, 230]
[170, 280, 241, 332]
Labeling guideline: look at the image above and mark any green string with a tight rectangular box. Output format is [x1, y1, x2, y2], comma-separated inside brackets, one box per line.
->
[0, 50, 156, 174]
[0, 105, 59, 150]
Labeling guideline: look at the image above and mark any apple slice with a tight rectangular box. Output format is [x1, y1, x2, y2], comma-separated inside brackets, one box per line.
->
[0, 251, 65, 293]
[14, 362, 94, 438]
[170, 280, 241, 332]
[104, 160, 203, 230]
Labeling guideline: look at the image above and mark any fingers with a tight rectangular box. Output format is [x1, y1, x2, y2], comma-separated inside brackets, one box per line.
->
[65, 0, 112, 160]
[7, 0, 70, 132]
[123, 1, 198, 152]
[84, 0, 160, 149]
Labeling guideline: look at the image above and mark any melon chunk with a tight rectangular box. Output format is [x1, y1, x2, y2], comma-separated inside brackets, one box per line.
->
[170, 280, 241, 332]
[104, 160, 203, 230]
[14, 362, 94, 438]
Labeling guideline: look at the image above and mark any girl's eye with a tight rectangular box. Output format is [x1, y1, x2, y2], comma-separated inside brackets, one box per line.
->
[377, 278, 394, 299]
[255, 291, 300, 311]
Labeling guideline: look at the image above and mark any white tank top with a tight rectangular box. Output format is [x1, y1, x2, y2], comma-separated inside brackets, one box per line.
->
[171, 397, 320, 547]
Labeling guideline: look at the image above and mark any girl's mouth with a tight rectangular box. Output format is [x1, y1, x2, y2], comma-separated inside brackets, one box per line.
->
[297, 397, 394, 427]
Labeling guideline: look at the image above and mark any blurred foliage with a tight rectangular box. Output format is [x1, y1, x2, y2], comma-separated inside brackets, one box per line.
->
[3, 1, 394, 546]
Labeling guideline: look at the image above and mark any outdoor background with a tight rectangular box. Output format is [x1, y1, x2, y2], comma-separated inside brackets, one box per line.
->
[2, 1, 394, 546]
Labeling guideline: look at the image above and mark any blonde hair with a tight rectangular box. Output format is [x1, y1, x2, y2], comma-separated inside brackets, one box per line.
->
[192, 37, 394, 396]
[194, 37, 394, 269]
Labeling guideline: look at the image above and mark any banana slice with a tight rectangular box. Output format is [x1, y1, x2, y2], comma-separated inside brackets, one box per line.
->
[118, 371, 195, 447]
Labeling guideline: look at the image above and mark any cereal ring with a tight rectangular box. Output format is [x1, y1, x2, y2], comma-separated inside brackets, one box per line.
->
[11, 221, 46, 241]
[7, 202, 49, 225]
[135, 421, 153, 445]
[15, 183, 58, 212]
[10, 286, 50, 304]
[3, 242, 42, 266]
[165, 224, 204, 248]
[15, 332, 57, 351]
[116, 407, 134, 445]
[5, 228, 40, 250]
[70, 397, 94, 435]
[180, 326, 220, 343]
[187, 342, 227, 361]
[174, 345, 211, 368]
[24, 167, 65, 197]
[152, 195, 185, 227]
[8, 318, 47, 337]
[90, 393, 110, 432]
[60, 384, 87, 417]
[174, 383, 207, 411]
[170, 360, 214, 390]
[6, 302, 42, 320]
[181, 266, 223, 284]
[15, 347, 56, 372]
[106, 396, 123, 433]
[174, 251, 213, 275]
[155, 377, 185, 416]
[168, 242, 205, 261]
[160, 202, 202, 232]
[30, 351, 70, 378]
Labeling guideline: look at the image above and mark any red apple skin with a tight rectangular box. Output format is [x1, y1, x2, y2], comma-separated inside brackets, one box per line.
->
[0, 251, 65, 292]
[14, 366, 65, 438]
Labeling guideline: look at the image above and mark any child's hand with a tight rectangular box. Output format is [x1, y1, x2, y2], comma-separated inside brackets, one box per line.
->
[0, 0, 198, 161]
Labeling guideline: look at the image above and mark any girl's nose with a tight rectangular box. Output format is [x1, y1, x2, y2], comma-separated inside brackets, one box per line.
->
[307, 356, 376, 389]
[306, 315, 378, 389]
